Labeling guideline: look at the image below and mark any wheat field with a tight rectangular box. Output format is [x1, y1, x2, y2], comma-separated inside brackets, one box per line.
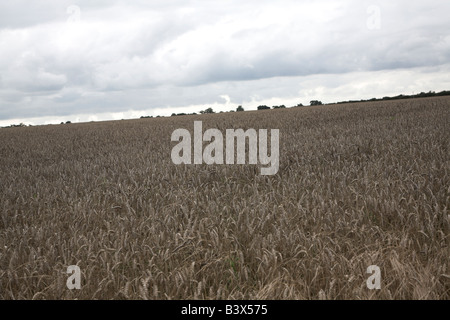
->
[0, 96, 449, 300]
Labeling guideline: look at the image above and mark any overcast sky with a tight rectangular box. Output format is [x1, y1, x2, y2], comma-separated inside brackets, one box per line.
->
[1, 0, 449, 125]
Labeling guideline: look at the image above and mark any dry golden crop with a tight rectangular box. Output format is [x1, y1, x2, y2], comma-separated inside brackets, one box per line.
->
[0, 96, 449, 300]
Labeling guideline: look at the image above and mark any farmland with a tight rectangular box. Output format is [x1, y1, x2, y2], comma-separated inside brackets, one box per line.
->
[0, 96, 449, 299]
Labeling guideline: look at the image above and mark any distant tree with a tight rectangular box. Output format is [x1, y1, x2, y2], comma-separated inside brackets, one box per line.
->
[236, 105, 244, 112]
[310, 100, 323, 106]
[436, 90, 450, 96]
[296, 103, 304, 107]
[66, 121, 71, 124]
[200, 107, 215, 114]
[5, 123, 26, 128]
[257, 105, 270, 110]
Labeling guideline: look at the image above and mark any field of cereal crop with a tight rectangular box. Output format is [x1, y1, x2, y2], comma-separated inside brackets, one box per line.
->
[0, 96, 448, 299]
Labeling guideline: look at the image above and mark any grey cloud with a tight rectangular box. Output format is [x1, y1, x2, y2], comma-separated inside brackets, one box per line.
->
[0, 0, 450, 123]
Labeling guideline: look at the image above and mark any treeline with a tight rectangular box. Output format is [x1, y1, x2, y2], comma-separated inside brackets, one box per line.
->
[7, 90, 447, 128]
[140, 90, 450, 119]
[333, 90, 450, 105]
[2, 123, 29, 128]
[168, 104, 289, 116]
